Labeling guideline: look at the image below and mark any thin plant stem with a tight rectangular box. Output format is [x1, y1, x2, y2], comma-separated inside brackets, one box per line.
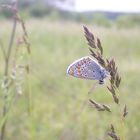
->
[5, 15, 17, 76]
[0, 7, 17, 140]
[0, 41, 6, 60]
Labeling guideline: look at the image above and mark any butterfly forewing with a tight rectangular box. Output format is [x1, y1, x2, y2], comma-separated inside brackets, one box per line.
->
[67, 56, 102, 80]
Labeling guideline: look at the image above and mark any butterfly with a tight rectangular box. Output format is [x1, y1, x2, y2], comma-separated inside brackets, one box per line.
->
[67, 56, 109, 85]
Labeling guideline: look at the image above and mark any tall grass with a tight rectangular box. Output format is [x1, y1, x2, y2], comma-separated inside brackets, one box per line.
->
[0, 2, 31, 140]
[0, 11, 140, 140]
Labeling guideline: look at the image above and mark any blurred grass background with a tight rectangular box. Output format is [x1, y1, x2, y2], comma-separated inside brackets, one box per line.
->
[0, 1, 140, 140]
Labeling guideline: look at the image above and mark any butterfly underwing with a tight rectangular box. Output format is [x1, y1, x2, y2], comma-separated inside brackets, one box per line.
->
[67, 56, 109, 84]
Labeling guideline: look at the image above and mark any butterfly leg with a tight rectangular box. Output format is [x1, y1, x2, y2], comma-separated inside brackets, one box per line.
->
[88, 81, 98, 94]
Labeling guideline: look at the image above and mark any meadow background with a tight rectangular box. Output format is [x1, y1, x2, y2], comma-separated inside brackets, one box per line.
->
[0, 1, 140, 140]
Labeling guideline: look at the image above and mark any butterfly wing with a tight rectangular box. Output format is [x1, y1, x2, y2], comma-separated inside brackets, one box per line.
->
[67, 56, 102, 80]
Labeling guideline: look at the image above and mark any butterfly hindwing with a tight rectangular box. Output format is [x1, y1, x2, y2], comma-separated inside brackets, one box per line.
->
[67, 56, 102, 80]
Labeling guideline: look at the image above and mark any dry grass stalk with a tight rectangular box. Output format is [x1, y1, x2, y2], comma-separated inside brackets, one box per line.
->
[107, 85, 119, 104]
[0, 1, 31, 139]
[83, 26, 105, 67]
[16, 14, 31, 54]
[83, 26, 121, 104]
[123, 104, 128, 118]
[89, 99, 111, 112]
[83, 26, 128, 140]
[108, 124, 120, 140]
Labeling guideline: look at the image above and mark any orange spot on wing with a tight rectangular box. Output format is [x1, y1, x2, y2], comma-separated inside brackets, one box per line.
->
[78, 69, 81, 73]
[69, 68, 74, 75]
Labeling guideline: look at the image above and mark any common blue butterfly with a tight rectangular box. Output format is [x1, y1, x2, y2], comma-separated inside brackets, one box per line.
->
[67, 56, 109, 84]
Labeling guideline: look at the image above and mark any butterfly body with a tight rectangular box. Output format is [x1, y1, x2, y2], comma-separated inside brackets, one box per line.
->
[67, 56, 109, 84]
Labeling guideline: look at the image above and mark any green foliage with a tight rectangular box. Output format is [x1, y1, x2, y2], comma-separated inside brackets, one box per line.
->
[0, 20, 140, 139]
[28, 3, 51, 18]
[92, 13, 112, 27]
[73, 13, 90, 23]
[0, 0, 140, 28]
[0, 8, 13, 18]
[116, 14, 140, 28]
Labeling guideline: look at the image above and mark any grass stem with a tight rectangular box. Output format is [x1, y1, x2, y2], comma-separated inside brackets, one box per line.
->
[0, 5, 17, 140]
